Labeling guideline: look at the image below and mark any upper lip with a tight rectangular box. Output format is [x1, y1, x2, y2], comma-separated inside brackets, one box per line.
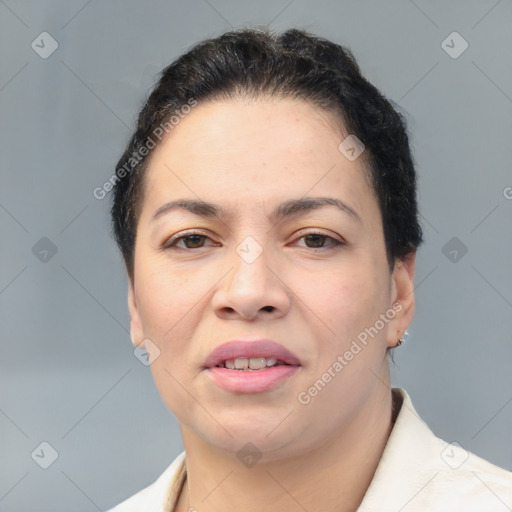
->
[203, 339, 301, 369]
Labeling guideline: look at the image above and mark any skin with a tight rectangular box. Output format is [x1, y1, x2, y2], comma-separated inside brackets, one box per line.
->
[127, 97, 416, 512]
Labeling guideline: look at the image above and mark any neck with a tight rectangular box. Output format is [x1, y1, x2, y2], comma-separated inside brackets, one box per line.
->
[176, 383, 394, 512]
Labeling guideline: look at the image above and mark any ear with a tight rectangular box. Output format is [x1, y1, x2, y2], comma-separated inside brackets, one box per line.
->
[128, 278, 145, 348]
[386, 252, 417, 348]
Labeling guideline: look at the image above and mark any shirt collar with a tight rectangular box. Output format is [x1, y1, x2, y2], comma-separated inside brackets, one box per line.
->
[357, 387, 444, 511]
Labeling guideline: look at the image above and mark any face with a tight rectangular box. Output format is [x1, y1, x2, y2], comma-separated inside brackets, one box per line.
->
[128, 97, 415, 460]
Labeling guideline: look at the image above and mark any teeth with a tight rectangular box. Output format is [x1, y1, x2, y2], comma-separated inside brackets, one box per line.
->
[221, 357, 280, 370]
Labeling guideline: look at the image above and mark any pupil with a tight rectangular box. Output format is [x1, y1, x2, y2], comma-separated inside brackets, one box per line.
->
[305, 234, 325, 248]
[186, 235, 204, 248]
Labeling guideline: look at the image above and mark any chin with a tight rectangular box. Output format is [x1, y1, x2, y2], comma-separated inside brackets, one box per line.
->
[203, 420, 300, 456]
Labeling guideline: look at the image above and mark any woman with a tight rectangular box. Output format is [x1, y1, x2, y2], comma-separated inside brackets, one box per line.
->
[107, 28, 511, 511]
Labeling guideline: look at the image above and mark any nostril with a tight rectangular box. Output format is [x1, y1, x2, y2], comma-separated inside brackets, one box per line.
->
[261, 305, 275, 312]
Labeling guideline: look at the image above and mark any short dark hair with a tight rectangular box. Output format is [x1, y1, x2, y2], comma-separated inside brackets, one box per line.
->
[111, 27, 423, 278]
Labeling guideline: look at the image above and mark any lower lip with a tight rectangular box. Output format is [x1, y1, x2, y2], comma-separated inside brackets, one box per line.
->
[205, 365, 300, 393]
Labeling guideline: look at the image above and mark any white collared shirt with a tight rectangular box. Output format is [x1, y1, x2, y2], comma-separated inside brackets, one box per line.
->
[107, 389, 512, 511]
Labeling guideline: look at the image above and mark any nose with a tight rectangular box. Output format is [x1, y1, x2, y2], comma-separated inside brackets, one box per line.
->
[212, 244, 291, 321]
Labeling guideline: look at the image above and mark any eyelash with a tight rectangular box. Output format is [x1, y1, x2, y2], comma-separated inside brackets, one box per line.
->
[163, 230, 344, 251]
[292, 231, 343, 250]
[164, 231, 218, 250]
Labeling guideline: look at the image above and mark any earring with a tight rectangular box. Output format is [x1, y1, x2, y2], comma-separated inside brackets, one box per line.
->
[396, 329, 409, 347]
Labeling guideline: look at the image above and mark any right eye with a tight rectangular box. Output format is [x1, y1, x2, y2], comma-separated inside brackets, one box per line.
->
[164, 231, 218, 250]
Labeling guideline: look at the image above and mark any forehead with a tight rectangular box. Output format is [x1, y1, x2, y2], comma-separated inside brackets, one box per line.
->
[151, 97, 347, 165]
[141, 98, 377, 222]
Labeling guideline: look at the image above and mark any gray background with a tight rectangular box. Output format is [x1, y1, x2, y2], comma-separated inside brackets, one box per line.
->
[1, 1, 511, 510]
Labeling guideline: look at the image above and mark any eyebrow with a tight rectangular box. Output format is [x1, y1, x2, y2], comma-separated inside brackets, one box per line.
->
[272, 197, 361, 224]
[153, 199, 223, 219]
[152, 197, 361, 224]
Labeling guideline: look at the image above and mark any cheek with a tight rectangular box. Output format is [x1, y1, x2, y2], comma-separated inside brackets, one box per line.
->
[136, 269, 206, 412]
[302, 266, 390, 377]
[136, 264, 201, 335]
[306, 266, 383, 330]
[135, 261, 218, 370]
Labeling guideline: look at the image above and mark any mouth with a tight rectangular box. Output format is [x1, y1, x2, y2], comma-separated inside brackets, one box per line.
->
[202, 339, 301, 370]
[213, 357, 294, 371]
[203, 339, 301, 393]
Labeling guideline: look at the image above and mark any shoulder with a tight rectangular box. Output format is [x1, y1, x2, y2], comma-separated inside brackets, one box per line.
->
[105, 451, 186, 512]
[421, 426, 512, 509]
[360, 389, 512, 511]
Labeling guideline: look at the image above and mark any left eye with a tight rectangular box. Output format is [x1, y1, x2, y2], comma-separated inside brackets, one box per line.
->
[295, 233, 342, 249]
[165, 233, 216, 249]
